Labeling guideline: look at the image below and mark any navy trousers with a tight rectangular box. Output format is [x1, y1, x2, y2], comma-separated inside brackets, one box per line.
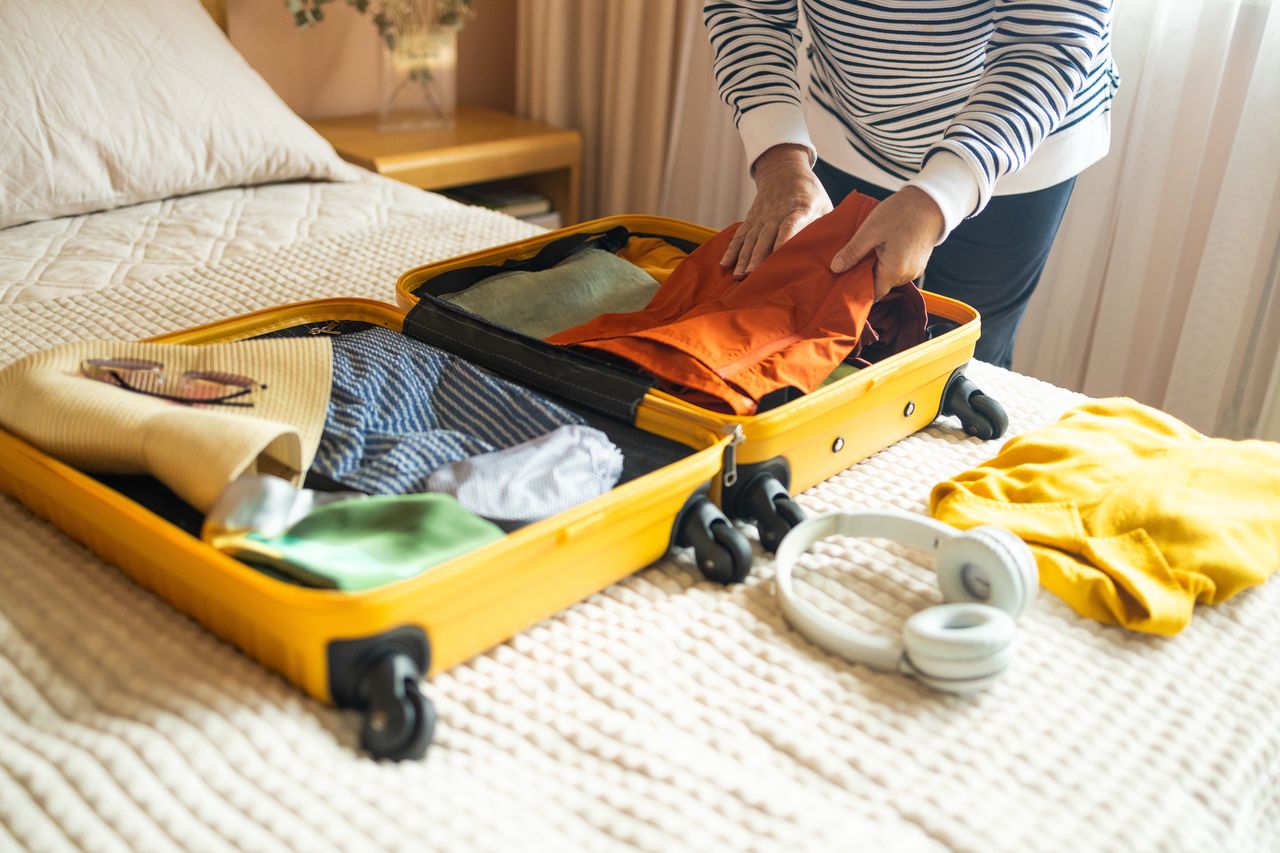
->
[813, 160, 1076, 369]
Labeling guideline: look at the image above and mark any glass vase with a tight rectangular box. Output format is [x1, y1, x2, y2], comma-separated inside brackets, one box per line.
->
[377, 5, 458, 131]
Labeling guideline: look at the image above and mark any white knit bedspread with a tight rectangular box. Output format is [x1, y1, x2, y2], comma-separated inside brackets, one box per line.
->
[0, 172, 454, 304]
[0, 201, 1276, 852]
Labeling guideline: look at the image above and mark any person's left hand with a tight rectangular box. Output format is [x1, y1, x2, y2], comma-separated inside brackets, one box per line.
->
[829, 186, 945, 300]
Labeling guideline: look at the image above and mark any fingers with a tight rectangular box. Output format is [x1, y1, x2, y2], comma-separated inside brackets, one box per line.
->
[744, 223, 778, 277]
[723, 163, 833, 277]
[831, 218, 922, 300]
[830, 225, 876, 275]
[872, 265, 902, 301]
[871, 247, 922, 300]
[773, 212, 807, 252]
[742, 209, 826, 275]
[719, 224, 749, 270]
[724, 218, 784, 279]
[733, 223, 762, 278]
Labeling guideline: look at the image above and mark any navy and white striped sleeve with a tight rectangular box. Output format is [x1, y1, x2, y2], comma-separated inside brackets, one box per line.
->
[911, 0, 1112, 229]
[703, 0, 816, 172]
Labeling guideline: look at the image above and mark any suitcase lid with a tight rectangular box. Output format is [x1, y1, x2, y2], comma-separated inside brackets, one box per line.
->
[394, 214, 717, 311]
[390, 211, 982, 429]
[394, 211, 979, 326]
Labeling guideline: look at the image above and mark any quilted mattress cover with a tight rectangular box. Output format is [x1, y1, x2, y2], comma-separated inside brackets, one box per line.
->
[0, 179, 1276, 852]
[0, 172, 464, 304]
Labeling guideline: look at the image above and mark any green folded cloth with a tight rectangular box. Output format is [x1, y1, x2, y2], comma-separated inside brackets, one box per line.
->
[444, 248, 660, 339]
[820, 362, 861, 387]
[212, 492, 505, 590]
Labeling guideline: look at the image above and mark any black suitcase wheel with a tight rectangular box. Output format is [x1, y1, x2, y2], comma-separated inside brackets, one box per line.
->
[966, 393, 1009, 440]
[745, 473, 808, 553]
[359, 652, 436, 761]
[941, 373, 1009, 440]
[677, 496, 753, 584]
[775, 496, 806, 532]
[704, 522, 753, 585]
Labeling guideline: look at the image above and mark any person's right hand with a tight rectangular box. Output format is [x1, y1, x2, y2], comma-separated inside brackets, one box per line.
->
[720, 143, 833, 279]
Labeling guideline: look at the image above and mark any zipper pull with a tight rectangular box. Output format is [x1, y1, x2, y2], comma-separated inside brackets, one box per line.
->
[721, 424, 745, 488]
[308, 320, 342, 336]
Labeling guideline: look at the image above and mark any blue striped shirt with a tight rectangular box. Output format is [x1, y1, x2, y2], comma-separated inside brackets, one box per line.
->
[315, 327, 586, 495]
[705, 0, 1117, 230]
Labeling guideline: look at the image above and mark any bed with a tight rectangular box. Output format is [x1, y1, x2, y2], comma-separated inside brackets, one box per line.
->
[1, 2, 1276, 851]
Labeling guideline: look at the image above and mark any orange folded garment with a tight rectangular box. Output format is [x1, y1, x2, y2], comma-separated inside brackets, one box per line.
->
[547, 193, 923, 415]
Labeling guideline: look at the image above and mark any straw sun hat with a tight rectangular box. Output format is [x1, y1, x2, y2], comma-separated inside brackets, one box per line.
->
[0, 337, 333, 512]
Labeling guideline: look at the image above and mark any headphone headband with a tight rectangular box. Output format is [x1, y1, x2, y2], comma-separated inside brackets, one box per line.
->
[773, 509, 1032, 691]
[774, 509, 961, 672]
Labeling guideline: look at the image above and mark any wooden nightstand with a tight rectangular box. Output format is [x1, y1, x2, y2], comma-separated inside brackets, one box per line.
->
[309, 107, 582, 224]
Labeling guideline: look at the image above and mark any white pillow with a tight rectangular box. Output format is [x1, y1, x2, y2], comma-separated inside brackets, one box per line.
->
[0, 0, 350, 230]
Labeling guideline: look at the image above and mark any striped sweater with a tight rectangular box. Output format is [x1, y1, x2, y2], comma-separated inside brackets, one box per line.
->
[705, 0, 1118, 236]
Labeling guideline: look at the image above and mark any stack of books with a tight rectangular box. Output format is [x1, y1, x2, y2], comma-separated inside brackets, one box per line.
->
[445, 181, 562, 229]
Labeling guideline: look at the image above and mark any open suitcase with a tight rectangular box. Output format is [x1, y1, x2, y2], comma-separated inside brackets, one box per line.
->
[396, 214, 1008, 556]
[0, 214, 1007, 762]
[0, 297, 749, 761]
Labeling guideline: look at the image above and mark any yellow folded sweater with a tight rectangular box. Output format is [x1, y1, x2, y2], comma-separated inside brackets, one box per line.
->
[930, 398, 1280, 635]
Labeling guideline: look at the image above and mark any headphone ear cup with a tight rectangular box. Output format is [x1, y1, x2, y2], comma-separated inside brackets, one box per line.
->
[902, 603, 1017, 694]
[935, 526, 1038, 618]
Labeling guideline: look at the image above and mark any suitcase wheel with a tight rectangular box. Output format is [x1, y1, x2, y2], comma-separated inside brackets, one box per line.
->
[704, 522, 754, 585]
[358, 651, 437, 762]
[941, 373, 1009, 440]
[677, 495, 753, 584]
[965, 393, 1009, 440]
[745, 472, 807, 554]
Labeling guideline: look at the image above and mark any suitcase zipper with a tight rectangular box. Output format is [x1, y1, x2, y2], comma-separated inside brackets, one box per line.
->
[308, 320, 344, 336]
[721, 424, 745, 488]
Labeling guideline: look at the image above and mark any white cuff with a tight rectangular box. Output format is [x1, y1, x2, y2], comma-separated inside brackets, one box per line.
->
[737, 102, 816, 177]
[904, 151, 983, 244]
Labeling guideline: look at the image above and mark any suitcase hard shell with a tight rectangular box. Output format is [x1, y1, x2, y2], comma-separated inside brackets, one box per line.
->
[395, 215, 1008, 552]
[0, 297, 742, 761]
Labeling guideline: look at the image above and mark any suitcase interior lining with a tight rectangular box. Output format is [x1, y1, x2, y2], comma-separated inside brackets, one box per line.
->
[405, 227, 962, 417]
[87, 320, 696, 551]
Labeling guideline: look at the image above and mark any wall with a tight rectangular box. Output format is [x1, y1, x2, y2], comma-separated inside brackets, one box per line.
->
[228, 0, 517, 119]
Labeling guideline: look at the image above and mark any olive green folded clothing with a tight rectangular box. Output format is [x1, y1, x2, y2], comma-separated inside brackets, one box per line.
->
[207, 491, 505, 590]
[443, 247, 661, 339]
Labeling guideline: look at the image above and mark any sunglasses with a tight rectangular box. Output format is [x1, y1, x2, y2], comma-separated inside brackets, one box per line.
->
[80, 357, 266, 407]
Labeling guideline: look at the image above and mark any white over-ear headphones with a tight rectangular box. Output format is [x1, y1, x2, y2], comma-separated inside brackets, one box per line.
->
[774, 508, 1038, 694]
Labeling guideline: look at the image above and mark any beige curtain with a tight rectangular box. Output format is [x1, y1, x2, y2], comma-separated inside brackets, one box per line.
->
[520, 0, 1279, 438]
[516, 0, 752, 225]
[1014, 0, 1280, 438]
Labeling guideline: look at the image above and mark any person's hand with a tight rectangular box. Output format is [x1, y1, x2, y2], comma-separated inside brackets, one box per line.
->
[830, 186, 944, 300]
[721, 144, 833, 279]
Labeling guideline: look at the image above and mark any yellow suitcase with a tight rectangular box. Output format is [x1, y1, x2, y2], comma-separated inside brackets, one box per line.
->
[0, 297, 745, 761]
[396, 214, 1008, 553]
[0, 214, 1005, 762]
